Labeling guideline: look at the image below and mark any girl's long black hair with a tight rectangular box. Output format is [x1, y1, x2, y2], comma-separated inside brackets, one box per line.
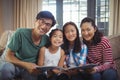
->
[62, 21, 81, 54]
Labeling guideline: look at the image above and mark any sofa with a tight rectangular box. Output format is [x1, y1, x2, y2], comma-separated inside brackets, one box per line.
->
[0, 30, 120, 80]
[108, 34, 120, 79]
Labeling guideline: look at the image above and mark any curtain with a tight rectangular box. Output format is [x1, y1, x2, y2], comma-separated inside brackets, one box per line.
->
[109, 0, 120, 35]
[13, 0, 43, 29]
[0, 1, 3, 37]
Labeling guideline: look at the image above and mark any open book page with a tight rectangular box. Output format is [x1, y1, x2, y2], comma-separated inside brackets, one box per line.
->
[65, 64, 97, 70]
[36, 64, 97, 71]
[36, 66, 64, 72]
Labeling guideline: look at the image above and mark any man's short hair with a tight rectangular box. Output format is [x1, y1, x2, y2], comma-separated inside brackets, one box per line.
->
[36, 11, 56, 27]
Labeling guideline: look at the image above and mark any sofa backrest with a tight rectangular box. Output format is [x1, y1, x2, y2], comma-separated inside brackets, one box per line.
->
[108, 34, 120, 79]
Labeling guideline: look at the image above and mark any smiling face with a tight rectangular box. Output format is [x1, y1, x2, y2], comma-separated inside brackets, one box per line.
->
[34, 18, 53, 36]
[50, 30, 63, 47]
[81, 22, 96, 42]
[64, 24, 77, 43]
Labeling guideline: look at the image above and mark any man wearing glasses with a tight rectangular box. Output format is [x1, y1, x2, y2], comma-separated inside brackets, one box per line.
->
[0, 11, 56, 80]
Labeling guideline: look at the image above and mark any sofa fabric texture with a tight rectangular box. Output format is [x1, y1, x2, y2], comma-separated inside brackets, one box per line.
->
[108, 34, 120, 79]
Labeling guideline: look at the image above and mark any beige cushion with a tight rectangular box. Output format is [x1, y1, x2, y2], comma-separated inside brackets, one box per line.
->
[108, 34, 120, 79]
[0, 30, 14, 56]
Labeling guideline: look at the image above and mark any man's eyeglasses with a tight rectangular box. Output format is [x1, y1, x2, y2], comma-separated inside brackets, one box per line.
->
[39, 19, 52, 27]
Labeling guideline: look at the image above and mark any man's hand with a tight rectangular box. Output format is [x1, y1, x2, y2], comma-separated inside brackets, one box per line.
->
[24, 62, 40, 75]
[5, 49, 41, 75]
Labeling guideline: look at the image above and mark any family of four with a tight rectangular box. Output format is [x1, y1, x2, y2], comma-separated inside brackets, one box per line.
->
[0, 11, 118, 80]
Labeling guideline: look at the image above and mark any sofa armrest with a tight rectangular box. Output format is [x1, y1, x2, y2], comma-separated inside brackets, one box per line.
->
[0, 47, 5, 56]
[108, 34, 120, 79]
[0, 30, 14, 56]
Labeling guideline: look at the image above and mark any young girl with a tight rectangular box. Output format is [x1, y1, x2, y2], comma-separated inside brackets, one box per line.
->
[38, 28, 68, 80]
[62, 21, 88, 80]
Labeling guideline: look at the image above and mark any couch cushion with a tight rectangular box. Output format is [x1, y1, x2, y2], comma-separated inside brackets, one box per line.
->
[108, 34, 120, 60]
[0, 30, 14, 56]
[108, 34, 120, 79]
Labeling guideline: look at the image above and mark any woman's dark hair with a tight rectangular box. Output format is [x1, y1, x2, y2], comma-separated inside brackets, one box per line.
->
[80, 17, 103, 46]
[62, 21, 81, 54]
[45, 28, 63, 48]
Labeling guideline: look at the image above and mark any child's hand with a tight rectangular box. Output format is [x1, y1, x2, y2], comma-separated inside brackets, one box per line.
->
[52, 69, 61, 74]
[63, 65, 67, 68]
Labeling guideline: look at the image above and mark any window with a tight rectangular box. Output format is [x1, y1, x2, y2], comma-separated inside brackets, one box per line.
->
[42, 0, 109, 35]
[96, 0, 109, 35]
[42, 0, 56, 24]
[63, 0, 87, 30]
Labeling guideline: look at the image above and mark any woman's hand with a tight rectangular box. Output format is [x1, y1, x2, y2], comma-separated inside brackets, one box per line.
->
[84, 67, 97, 74]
